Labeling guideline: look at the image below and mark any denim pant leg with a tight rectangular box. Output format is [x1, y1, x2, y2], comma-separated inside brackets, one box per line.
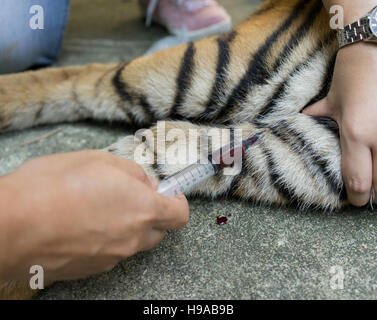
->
[0, 0, 70, 74]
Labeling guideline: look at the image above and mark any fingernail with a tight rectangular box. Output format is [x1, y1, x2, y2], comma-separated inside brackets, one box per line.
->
[147, 176, 159, 190]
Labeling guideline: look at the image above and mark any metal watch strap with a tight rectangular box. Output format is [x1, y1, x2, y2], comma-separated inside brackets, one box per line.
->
[337, 17, 372, 49]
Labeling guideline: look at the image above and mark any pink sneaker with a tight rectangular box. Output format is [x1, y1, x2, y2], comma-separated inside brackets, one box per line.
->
[140, 0, 232, 40]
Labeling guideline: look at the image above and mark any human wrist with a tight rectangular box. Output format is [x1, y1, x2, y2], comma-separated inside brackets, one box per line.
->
[0, 174, 22, 279]
[0, 170, 43, 280]
[324, 0, 377, 26]
[337, 39, 377, 66]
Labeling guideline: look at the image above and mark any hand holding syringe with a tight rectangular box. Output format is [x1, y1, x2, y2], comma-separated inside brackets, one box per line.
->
[158, 133, 262, 197]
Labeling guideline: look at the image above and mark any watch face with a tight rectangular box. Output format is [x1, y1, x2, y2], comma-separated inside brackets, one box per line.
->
[369, 7, 377, 36]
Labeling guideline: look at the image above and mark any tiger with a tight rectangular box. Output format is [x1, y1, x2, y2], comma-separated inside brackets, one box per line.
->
[0, 0, 346, 299]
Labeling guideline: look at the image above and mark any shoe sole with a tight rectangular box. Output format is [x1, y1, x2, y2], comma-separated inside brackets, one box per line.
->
[158, 16, 233, 41]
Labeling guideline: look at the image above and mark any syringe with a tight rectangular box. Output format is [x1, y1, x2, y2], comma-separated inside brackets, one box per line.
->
[158, 133, 262, 197]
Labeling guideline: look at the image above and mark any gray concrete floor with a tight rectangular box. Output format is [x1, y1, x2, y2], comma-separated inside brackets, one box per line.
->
[1, 0, 377, 300]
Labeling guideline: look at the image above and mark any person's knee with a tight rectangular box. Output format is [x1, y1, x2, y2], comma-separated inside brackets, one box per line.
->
[0, 0, 70, 74]
[0, 35, 41, 74]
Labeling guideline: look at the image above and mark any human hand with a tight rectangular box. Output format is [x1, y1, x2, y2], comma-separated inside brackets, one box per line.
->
[303, 42, 377, 206]
[0, 150, 189, 281]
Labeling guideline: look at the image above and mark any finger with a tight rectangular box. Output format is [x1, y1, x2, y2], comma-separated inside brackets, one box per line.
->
[372, 149, 377, 203]
[123, 164, 157, 190]
[106, 230, 164, 258]
[109, 156, 152, 186]
[153, 194, 190, 230]
[341, 139, 372, 207]
[139, 230, 166, 252]
[302, 98, 332, 118]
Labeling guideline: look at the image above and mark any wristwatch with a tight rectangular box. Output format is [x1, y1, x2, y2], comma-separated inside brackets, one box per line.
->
[337, 6, 377, 49]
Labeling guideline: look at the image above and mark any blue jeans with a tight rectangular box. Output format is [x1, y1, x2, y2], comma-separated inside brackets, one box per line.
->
[0, 0, 70, 74]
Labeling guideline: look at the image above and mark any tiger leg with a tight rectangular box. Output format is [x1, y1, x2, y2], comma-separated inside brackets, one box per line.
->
[0, 63, 132, 132]
[105, 118, 346, 211]
[0, 35, 227, 132]
[0, 30, 244, 132]
[0, 29, 227, 133]
[0, 117, 345, 300]
[0, 0, 332, 133]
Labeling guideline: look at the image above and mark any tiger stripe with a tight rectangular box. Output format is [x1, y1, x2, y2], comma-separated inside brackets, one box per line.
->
[272, 0, 324, 72]
[268, 120, 342, 194]
[253, 34, 335, 127]
[305, 54, 336, 107]
[112, 62, 151, 124]
[261, 143, 301, 205]
[113, 62, 133, 105]
[171, 42, 196, 118]
[198, 31, 238, 121]
[213, 0, 311, 122]
[139, 95, 156, 124]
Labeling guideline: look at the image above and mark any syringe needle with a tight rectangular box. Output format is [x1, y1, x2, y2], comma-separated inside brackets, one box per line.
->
[158, 133, 262, 197]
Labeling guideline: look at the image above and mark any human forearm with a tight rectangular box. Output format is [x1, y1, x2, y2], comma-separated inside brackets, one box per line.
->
[304, 1, 377, 207]
[0, 174, 24, 279]
[322, 0, 377, 25]
[0, 151, 189, 281]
